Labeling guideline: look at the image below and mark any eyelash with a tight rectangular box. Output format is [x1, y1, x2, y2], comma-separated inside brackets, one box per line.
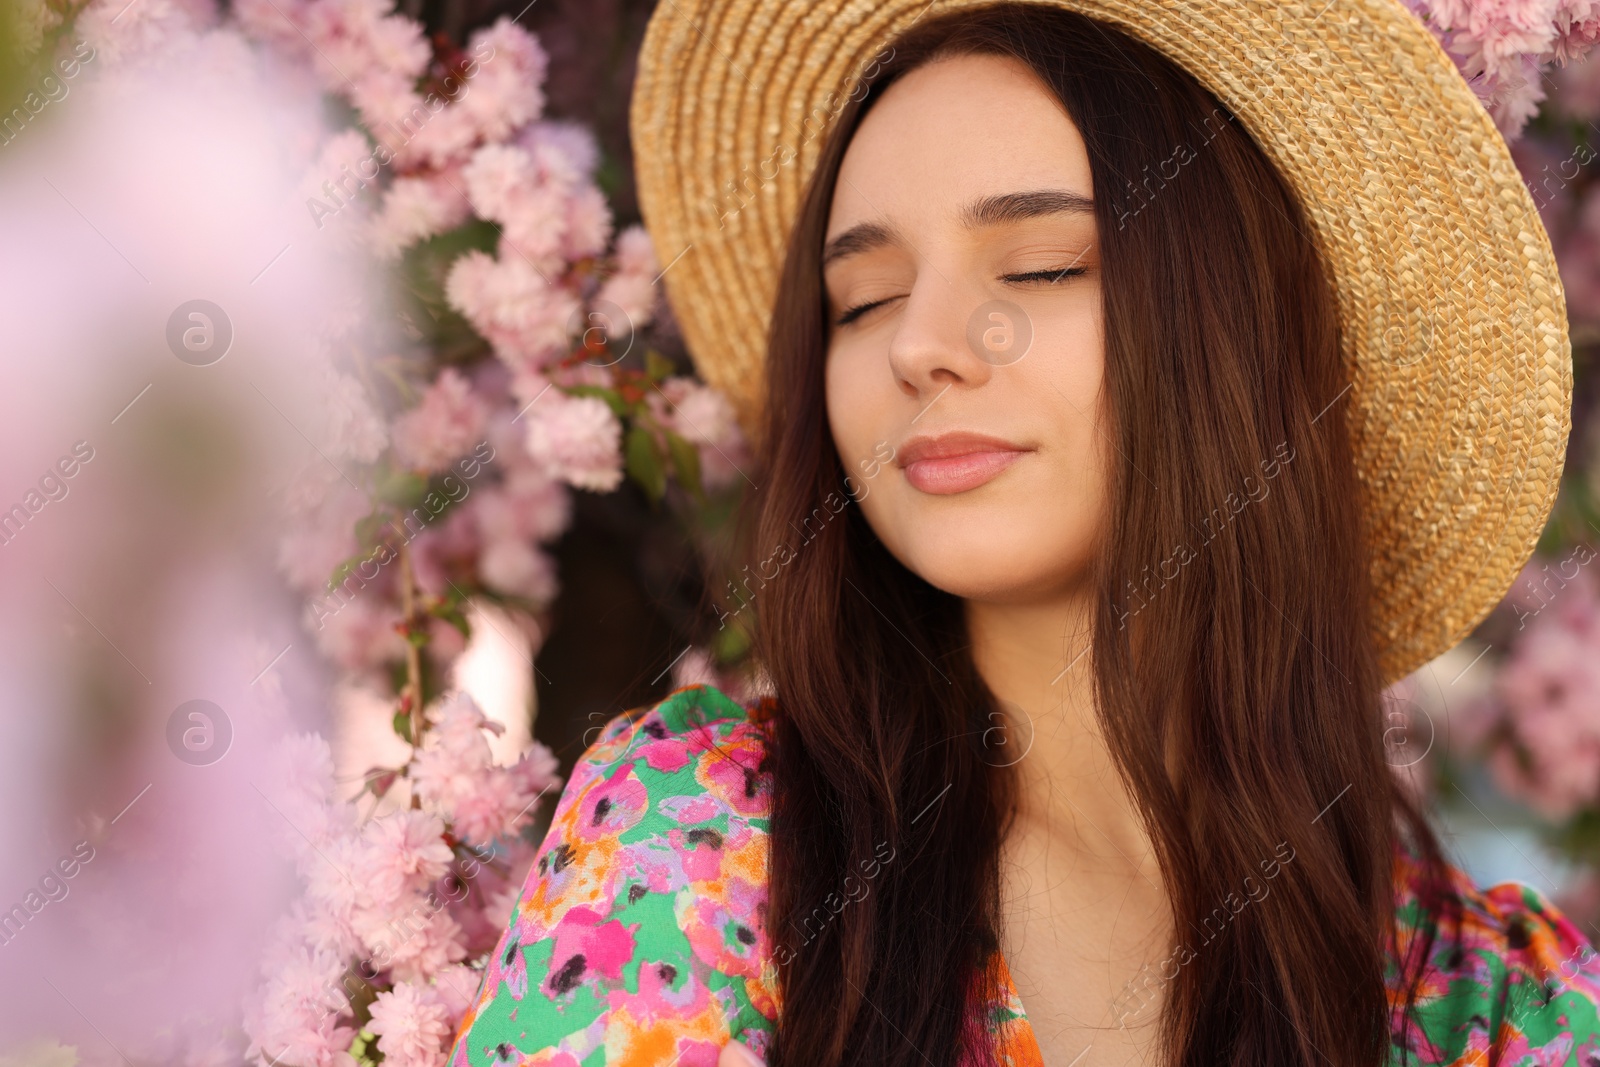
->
[833, 266, 1088, 327]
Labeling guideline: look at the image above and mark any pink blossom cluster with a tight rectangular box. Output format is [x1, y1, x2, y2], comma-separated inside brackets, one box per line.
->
[434, 117, 689, 497]
[1401, 0, 1600, 137]
[441, 121, 634, 375]
[520, 383, 627, 492]
[243, 695, 557, 1067]
[279, 490, 533, 671]
[271, 371, 580, 673]
[1453, 548, 1600, 819]
[233, 0, 544, 169]
[236, 0, 552, 259]
[391, 368, 490, 474]
[119, 0, 758, 1058]
[411, 691, 562, 846]
[645, 375, 755, 493]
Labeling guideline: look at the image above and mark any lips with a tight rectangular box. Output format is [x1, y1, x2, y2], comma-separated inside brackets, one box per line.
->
[896, 431, 1032, 495]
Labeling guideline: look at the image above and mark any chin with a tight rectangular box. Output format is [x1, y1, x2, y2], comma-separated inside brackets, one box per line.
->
[889, 526, 1092, 603]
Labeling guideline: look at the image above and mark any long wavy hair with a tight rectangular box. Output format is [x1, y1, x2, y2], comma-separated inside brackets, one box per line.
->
[722, 4, 1461, 1064]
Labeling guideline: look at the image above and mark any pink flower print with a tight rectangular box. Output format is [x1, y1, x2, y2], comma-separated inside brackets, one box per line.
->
[676, 874, 767, 979]
[595, 962, 722, 1065]
[546, 906, 638, 997]
[1492, 1027, 1572, 1066]
[639, 735, 693, 774]
[697, 736, 770, 817]
[531, 839, 583, 904]
[670, 826, 726, 883]
[572, 762, 649, 842]
[616, 948, 714, 1015]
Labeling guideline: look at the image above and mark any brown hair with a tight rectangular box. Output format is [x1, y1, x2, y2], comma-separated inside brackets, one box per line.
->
[726, 4, 1459, 1064]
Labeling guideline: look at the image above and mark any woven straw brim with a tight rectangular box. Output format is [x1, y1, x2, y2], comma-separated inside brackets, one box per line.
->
[629, 0, 1573, 688]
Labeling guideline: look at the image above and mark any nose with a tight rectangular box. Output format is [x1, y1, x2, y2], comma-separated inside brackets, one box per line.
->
[885, 270, 998, 406]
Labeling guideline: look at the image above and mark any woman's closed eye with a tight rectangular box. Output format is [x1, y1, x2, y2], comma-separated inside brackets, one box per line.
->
[834, 296, 898, 327]
[832, 265, 1090, 327]
[1003, 265, 1089, 284]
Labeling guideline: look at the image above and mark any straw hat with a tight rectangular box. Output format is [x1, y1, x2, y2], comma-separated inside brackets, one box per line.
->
[628, 0, 1573, 688]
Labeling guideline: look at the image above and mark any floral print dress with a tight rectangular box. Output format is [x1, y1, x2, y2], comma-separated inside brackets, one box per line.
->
[446, 683, 1600, 1066]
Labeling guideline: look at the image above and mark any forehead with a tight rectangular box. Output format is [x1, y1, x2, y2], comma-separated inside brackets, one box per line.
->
[827, 51, 1094, 231]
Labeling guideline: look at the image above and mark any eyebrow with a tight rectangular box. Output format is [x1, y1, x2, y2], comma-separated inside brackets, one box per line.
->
[821, 188, 1094, 267]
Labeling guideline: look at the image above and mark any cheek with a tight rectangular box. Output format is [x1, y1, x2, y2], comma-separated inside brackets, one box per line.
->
[824, 341, 890, 471]
[878, 367, 1109, 596]
[823, 305, 1110, 600]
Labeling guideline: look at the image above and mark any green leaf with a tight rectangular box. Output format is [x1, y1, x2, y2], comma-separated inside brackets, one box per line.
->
[626, 424, 666, 502]
[712, 616, 752, 663]
[376, 470, 428, 509]
[387, 658, 408, 695]
[392, 219, 502, 359]
[418, 651, 441, 708]
[645, 348, 676, 383]
[326, 554, 370, 593]
[430, 600, 472, 638]
[664, 429, 706, 504]
[562, 384, 629, 419]
[393, 710, 411, 741]
[354, 511, 389, 547]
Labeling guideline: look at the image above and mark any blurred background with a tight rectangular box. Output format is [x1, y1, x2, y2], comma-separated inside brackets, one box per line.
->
[2, 0, 1600, 1064]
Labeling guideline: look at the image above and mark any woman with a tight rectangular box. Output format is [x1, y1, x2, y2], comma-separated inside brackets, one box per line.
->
[447, 1, 1599, 1064]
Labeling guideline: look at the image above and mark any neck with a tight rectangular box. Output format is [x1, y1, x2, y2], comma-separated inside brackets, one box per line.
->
[963, 589, 1157, 875]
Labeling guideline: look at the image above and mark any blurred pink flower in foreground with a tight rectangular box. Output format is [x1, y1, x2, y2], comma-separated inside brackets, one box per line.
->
[5, 0, 747, 1060]
[245, 692, 557, 1067]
